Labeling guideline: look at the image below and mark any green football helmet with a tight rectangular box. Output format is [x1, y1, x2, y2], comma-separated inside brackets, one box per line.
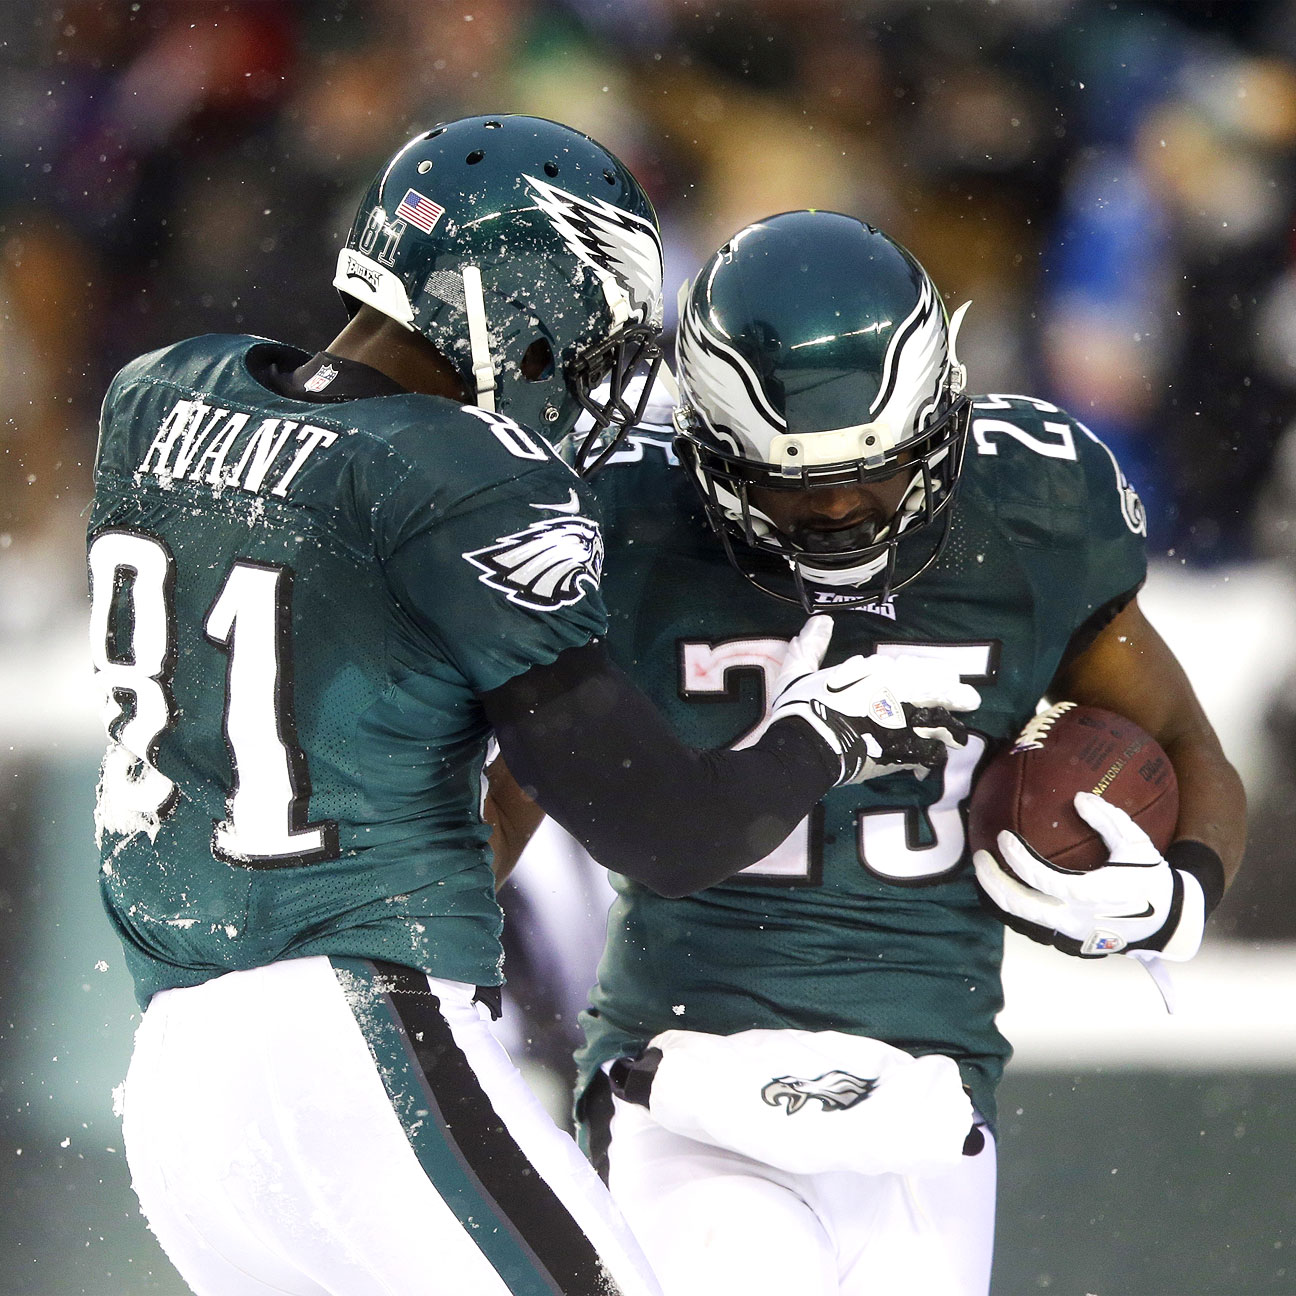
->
[334, 115, 665, 473]
[674, 210, 971, 607]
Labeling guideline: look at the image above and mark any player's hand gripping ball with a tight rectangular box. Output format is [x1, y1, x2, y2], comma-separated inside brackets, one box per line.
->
[968, 703, 1204, 960]
[968, 702, 1178, 872]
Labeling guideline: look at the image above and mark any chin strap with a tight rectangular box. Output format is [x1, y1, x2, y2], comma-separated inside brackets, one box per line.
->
[462, 265, 496, 412]
[947, 300, 972, 395]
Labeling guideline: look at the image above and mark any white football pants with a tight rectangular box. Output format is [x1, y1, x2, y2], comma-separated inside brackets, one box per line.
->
[122, 956, 662, 1296]
[596, 1091, 995, 1296]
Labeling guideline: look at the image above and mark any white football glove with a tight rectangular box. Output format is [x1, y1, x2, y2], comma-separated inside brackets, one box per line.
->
[769, 615, 981, 787]
[973, 791, 1206, 961]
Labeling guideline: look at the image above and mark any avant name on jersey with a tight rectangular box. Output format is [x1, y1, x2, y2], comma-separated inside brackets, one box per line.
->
[134, 395, 340, 498]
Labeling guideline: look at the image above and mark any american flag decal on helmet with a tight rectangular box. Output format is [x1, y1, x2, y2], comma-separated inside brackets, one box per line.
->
[463, 513, 604, 611]
[394, 188, 446, 234]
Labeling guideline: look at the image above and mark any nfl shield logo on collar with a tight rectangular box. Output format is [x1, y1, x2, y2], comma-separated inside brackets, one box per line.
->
[304, 363, 339, 393]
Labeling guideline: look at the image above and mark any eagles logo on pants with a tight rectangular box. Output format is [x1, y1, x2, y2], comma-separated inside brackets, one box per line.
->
[583, 1080, 996, 1296]
[761, 1070, 877, 1114]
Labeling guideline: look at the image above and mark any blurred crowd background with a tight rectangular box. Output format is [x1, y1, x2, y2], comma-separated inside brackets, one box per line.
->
[2, 1, 1296, 1293]
[6, 0, 1296, 585]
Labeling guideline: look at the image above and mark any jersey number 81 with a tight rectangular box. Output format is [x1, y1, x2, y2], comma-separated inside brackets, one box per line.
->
[88, 529, 339, 868]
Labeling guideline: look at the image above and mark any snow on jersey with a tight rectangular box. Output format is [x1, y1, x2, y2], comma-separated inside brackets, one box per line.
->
[88, 334, 607, 1004]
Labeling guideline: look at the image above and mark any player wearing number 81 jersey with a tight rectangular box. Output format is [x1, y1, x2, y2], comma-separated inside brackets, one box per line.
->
[564, 212, 1244, 1296]
[90, 126, 958, 1296]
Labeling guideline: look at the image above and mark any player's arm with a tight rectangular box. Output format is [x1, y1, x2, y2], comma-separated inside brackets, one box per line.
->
[481, 621, 979, 898]
[1049, 596, 1245, 885]
[974, 594, 1243, 961]
[483, 752, 545, 890]
[481, 639, 835, 897]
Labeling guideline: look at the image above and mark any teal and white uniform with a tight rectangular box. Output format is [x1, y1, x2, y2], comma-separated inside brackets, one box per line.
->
[578, 394, 1148, 1132]
[91, 334, 661, 1296]
[89, 334, 605, 1004]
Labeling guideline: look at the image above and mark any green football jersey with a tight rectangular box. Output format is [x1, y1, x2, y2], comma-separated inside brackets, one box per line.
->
[576, 394, 1148, 1128]
[89, 334, 607, 1005]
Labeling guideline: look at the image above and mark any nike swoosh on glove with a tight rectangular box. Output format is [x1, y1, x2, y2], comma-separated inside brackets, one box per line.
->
[768, 617, 981, 787]
[972, 791, 1206, 960]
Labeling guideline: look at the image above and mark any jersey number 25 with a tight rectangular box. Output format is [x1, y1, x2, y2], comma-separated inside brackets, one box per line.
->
[679, 638, 994, 885]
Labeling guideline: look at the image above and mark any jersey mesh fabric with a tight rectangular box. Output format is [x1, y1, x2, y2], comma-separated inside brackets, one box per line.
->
[90, 335, 607, 1005]
[576, 402, 1147, 1130]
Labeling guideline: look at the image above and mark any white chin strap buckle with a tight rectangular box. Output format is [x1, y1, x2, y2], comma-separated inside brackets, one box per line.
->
[462, 264, 496, 412]
[947, 300, 972, 396]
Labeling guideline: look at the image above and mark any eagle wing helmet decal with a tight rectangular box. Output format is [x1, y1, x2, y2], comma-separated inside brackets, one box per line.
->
[525, 174, 664, 325]
[677, 282, 788, 457]
[761, 1070, 878, 1115]
[464, 512, 604, 611]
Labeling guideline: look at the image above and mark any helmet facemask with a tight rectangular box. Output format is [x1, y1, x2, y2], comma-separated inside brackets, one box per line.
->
[676, 384, 971, 612]
[565, 320, 665, 474]
[672, 213, 971, 611]
[333, 116, 664, 476]
[435, 254, 664, 472]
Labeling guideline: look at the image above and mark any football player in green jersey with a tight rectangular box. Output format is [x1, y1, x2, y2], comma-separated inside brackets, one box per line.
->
[89, 122, 986, 1296]
[484, 210, 1242, 1296]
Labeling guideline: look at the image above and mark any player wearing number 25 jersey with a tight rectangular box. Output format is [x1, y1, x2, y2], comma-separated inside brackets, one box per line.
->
[89, 126, 978, 1296]
[568, 213, 1244, 1296]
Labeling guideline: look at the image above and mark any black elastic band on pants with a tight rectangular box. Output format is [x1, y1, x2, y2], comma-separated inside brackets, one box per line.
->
[608, 1047, 662, 1109]
[576, 1068, 616, 1188]
[472, 984, 503, 1019]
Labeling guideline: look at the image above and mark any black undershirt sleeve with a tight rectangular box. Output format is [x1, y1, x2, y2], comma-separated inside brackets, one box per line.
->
[480, 642, 837, 897]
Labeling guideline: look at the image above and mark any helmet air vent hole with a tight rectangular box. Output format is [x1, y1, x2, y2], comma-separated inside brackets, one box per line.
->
[603, 169, 617, 184]
[544, 160, 560, 177]
[484, 120, 502, 129]
[417, 161, 432, 174]
[428, 126, 445, 138]
[466, 150, 485, 165]
[521, 338, 555, 381]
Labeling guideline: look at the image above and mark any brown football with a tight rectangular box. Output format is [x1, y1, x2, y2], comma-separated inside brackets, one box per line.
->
[967, 702, 1179, 872]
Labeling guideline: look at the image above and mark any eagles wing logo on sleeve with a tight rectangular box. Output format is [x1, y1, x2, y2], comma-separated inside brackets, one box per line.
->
[524, 174, 664, 324]
[464, 510, 604, 612]
[1078, 421, 1148, 537]
[761, 1070, 878, 1115]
